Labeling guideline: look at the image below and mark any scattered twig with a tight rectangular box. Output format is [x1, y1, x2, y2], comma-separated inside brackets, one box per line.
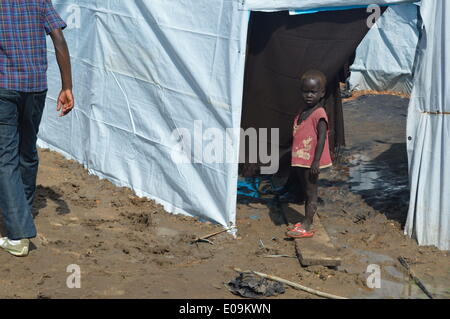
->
[258, 239, 265, 249]
[398, 256, 434, 299]
[353, 215, 366, 224]
[192, 226, 236, 244]
[197, 239, 214, 245]
[234, 268, 347, 299]
[262, 255, 297, 259]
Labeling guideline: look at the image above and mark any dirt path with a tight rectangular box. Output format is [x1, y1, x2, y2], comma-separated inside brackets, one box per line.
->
[0, 94, 448, 299]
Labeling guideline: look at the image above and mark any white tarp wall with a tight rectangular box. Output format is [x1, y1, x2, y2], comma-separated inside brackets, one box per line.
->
[39, 0, 249, 228]
[406, 0, 450, 250]
[350, 3, 420, 94]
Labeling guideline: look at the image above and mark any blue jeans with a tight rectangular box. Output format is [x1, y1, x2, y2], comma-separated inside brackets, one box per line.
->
[0, 87, 47, 240]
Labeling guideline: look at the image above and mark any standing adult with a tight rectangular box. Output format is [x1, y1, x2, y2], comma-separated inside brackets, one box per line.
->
[0, 0, 73, 256]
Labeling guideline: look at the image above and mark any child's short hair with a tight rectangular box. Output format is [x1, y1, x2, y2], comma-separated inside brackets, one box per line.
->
[300, 70, 327, 89]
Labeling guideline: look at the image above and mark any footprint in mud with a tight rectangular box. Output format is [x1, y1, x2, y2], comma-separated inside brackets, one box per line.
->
[128, 195, 154, 208]
[150, 244, 171, 255]
[82, 219, 108, 227]
[81, 218, 120, 232]
[119, 211, 154, 231]
[135, 229, 210, 265]
[71, 198, 99, 209]
[53, 182, 101, 209]
[111, 199, 126, 208]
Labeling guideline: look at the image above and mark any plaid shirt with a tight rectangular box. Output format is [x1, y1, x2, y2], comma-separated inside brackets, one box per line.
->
[0, 0, 67, 92]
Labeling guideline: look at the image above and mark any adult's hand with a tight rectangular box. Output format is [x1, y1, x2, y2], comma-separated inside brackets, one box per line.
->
[57, 88, 74, 117]
[50, 28, 73, 117]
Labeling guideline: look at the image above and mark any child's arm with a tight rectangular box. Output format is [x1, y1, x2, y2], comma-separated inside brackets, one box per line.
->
[50, 28, 74, 117]
[311, 119, 327, 175]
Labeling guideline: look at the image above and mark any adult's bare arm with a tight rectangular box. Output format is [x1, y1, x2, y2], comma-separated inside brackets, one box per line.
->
[50, 28, 74, 117]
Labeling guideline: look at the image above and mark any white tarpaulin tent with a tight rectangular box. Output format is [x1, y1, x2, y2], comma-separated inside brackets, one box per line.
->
[406, 0, 450, 250]
[39, 0, 448, 249]
[40, 0, 249, 228]
[350, 2, 420, 94]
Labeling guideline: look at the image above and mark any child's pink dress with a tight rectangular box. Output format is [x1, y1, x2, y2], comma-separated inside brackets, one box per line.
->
[292, 107, 332, 169]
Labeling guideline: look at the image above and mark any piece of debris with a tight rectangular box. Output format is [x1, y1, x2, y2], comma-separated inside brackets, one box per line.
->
[191, 226, 236, 244]
[398, 256, 434, 299]
[37, 292, 51, 299]
[353, 214, 367, 224]
[227, 272, 285, 298]
[234, 268, 347, 299]
[258, 239, 265, 249]
[262, 255, 297, 259]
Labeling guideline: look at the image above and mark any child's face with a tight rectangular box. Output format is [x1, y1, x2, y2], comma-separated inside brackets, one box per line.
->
[301, 77, 325, 107]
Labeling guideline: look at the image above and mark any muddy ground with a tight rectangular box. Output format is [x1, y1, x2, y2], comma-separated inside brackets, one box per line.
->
[0, 94, 448, 299]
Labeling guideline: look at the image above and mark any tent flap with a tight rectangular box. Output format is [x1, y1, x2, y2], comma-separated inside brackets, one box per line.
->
[350, 3, 420, 94]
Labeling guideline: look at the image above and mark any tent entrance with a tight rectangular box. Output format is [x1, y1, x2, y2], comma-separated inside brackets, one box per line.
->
[237, 9, 379, 203]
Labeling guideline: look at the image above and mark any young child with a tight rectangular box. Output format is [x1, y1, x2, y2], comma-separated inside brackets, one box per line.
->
[286, 70, 332, 238]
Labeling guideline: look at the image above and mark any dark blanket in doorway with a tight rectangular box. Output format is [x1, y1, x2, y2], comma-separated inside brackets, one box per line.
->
[241, 9, 384, 179]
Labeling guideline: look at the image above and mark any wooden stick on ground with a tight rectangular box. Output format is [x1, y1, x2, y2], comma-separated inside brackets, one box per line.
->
[193, 226, 236, 244]
[234, 268, 347, 299]
[262, 255, 297, 259]
[398, 256, 434, 299]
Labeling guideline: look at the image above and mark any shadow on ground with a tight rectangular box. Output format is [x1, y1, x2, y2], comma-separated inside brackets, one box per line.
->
[0, 186, 70, 235]
[33, 185, 71, 216]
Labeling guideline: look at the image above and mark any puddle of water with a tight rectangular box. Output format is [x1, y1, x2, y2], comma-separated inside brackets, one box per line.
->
[363, 279, 450, 299]
[348, 154, 379, 192]
[348, 248, 450, 299]
[355, 249, 395, 264]
[348, 154, 408, 192]
[384, 265, 405, 280]
[347, 153, 410, 218]
[349, 165, 380, 192]
[333, 153, 446, 299]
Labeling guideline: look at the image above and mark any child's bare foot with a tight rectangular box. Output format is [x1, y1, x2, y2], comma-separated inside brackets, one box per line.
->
[302, 220, 313, 232]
